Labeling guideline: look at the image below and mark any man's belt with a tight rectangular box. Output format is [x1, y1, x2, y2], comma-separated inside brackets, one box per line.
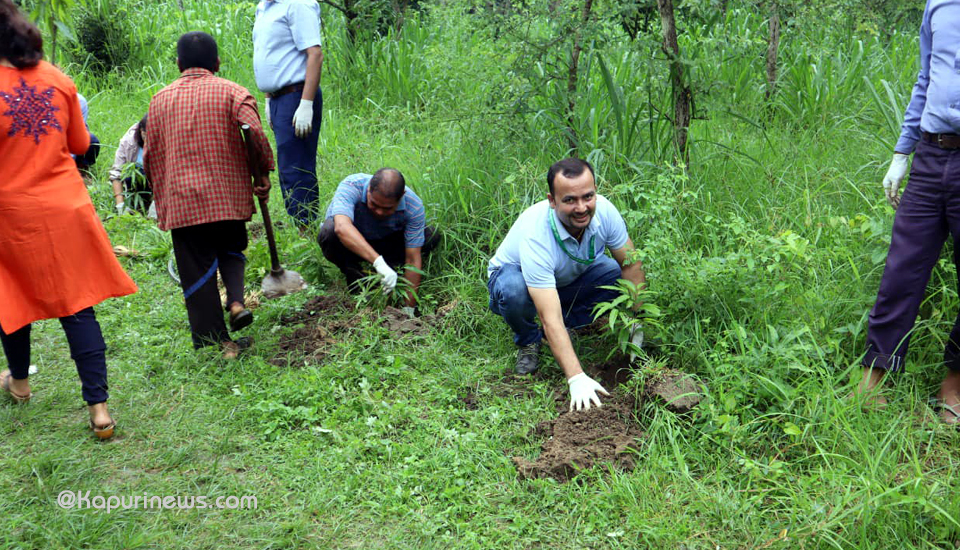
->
[265, 82, 305, 99]
[922, 131, 960, 150]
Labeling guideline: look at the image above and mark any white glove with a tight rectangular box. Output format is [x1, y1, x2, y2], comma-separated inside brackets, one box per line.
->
[372, 255, 398, 292]
[628, 326, 644, 362]
[568, 373, 610, 412]
[264, 97, 271, 128]
[292, 99, 313, 138]
[115, 202, 125, 215]
[882, 153, 909, 209]
[400, 306, 416, 319]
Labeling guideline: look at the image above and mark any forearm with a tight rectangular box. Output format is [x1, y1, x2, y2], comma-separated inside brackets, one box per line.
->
[334, 216, 380, 263]
[543, 320, 583, 379]
[301, 48, 323, 101]
[110, 179, 124, 204]
[402, 255, 422, 307]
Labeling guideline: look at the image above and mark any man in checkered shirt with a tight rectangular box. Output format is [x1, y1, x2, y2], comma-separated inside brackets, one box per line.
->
[144, 32, 274, 359]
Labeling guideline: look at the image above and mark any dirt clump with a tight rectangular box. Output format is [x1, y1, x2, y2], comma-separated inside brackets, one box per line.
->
[512, 394, 642, 482]
[379, 299, 461, 337]
[645, 369, 701, 413]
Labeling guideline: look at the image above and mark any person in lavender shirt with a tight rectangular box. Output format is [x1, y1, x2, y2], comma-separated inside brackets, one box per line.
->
[856, 0, 960, 423]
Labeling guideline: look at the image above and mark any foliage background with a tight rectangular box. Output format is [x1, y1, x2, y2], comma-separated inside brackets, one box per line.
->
[2, 0, 958, 548]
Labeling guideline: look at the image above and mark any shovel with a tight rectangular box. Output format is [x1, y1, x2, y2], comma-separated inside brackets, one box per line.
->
[240, 124, 308, 299]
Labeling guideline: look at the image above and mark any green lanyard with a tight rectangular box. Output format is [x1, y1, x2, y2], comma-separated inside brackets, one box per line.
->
[549, 211, 596, 265]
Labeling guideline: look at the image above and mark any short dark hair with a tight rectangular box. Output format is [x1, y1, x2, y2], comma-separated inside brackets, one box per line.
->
[0, 0, 43, 69]
[134, 115, 147, 148]
[369, 168, 406, 200]
[547, 158, 594, 195]
[176, 31, 218, 72]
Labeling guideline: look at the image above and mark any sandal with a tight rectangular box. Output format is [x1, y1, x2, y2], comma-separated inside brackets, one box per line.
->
[930, 398, 960, 425]
[89, 419, 116, 440]
[88, 403, 115, 439]
[222, 336, 253, 360]
[0, 370, 31, 404]
[229, 308, 253, 332]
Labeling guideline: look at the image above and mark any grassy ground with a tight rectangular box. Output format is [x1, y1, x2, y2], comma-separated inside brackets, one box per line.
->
[2, 1, 959, 548]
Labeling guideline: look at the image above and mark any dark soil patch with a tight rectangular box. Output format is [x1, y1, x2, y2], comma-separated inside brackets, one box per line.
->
[587, 354, 635, 391]
[459, 389, 478, 410]
[513, 393, 643, 482]
[272, 294, 358, 366]
[279, 294, 353, 326]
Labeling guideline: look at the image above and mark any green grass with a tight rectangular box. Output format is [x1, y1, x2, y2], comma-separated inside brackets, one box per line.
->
[1, 0, 959, 548]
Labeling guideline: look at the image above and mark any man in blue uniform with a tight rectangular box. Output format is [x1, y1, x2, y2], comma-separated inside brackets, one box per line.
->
[318, 168, 437, 316]
[253, 0, 323, 229]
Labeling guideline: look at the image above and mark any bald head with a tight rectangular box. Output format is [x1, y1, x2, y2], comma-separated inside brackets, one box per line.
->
[369, 168, 405, 200]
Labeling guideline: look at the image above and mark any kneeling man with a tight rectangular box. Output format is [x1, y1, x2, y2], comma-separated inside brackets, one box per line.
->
[488, 158, 646, 411]
[318, 168, 438, 315]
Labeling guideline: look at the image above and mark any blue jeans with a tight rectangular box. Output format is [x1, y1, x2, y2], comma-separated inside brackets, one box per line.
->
[0, 307, 109, 405]
[488, 256, 622, 346]
[269, 88, 322, 227]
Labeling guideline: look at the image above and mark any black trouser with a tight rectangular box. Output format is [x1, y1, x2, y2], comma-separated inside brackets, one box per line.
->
[171, 220, 248, 349]
[75, 133, 100, 173]
[0, 307, 108, 405]
[317, 218, 439, 289]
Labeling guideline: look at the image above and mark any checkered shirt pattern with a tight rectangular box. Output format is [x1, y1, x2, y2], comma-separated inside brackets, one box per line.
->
[144, 68, 274, 231]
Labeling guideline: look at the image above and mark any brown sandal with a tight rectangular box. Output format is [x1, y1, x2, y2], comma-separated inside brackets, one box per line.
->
[1, 370, 31, 404]
[89, 419, 116, 440]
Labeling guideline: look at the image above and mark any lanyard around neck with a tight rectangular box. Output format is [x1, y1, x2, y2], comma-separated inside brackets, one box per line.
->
[549, 211, 596, 265]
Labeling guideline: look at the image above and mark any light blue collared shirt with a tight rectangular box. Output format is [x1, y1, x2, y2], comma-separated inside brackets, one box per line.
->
[325, 173, 427, 248]
[252, 0, 322, 94]
[488, 196, 629, 289]
[895, 0, 960, 153]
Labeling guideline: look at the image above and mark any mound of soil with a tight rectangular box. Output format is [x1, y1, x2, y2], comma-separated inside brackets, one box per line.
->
[279, 295, 353, 325]
[511, 357, 702, 482]
[513, 394, 643, 482]
[646, 370, 702, 413]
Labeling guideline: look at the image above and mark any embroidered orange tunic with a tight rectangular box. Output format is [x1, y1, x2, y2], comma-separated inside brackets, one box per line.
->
[0, 61, 137, 334]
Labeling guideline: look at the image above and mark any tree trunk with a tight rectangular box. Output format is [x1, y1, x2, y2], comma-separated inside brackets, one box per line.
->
[656, 0, 691, 164]
[565, 0, 594, 152]
[765, 1, 780, 101]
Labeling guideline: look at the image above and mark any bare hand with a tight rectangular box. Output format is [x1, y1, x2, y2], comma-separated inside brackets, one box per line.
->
[253, 175, 271, 199]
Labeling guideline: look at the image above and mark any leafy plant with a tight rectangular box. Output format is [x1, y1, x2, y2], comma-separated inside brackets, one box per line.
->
[592, 278, 662, 358]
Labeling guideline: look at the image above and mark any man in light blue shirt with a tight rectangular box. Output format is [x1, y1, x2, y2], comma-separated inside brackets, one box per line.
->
[488, 158, 646, 412]
[858, 0, 960, 423]
[73, 92, 100, 182]
[253, 0, 324, 229]
[318, 169, 438, 315]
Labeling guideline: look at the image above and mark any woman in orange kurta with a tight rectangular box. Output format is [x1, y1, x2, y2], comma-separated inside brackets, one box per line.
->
[0, 0, 137, 439]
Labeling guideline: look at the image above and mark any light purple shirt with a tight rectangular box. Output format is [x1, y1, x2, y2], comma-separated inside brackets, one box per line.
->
[895, 0, 960, 154]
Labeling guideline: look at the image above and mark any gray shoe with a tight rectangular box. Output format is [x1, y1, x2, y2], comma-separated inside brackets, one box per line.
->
[515, 341, 541, 375]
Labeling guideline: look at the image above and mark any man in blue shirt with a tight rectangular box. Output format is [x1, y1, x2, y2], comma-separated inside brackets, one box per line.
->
[253, 0, 323, 229]
[318, 169, 437, 315]
[488, 158, 646, 412]
[857, 0, 960, 423]
[73, 93, 100, 183]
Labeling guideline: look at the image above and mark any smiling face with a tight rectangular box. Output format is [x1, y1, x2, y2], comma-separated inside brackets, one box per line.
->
[366, 188, 401, 220]
[548, 168, 597, 236]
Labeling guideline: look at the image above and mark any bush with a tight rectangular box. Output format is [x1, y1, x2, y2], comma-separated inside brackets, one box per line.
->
[70, 0, 141, 75]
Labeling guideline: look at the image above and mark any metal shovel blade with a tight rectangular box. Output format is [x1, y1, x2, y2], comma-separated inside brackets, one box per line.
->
[261, 268, 308, 299]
